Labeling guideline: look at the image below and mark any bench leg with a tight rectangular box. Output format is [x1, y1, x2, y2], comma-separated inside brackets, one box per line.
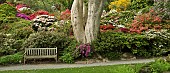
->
[55, 57, 57, 63]
[24, 58, 26, 64]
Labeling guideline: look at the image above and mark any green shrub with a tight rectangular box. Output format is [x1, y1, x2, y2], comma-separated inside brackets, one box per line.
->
[93, 31, 170, 59]
[0, 33, 24, 56]
[60, 39, 80, 63]
[128, 0, 154, 10]
[0, 52, 23, 65]
[12, 26, 34, 40]
[60, 53, 74, 63]
[0, 18, 31, 34]
[23, 31, 70, 49]
[0, 35, 15, 56]
[153, 0, 170, 20]
[101, 51, 122, 60]
[93, 31, 149, 59]
[0, 3, 16, 17]
[56, 20, 72, 36]
[145, 30, 170, 56]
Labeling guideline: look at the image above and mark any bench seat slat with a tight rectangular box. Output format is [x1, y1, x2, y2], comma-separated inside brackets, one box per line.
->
[26, 48, 57, 50]
[25, 55, 57, 59]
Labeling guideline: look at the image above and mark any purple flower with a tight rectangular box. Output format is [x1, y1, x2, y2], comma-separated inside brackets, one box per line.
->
[85, 45, 91, 57]
[16, 13, 30, 20]
[78, 44, 91, 57]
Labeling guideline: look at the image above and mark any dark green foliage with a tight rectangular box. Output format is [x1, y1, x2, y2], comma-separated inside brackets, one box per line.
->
[60, 39, 80, 63]
[102, 51, 122, 60]
[93, 31, 170, 60]
[128, 0, 154, 10]
[0, 3, 18, 25]
[12, 26, 34, 40]
[0, 52, 23, 65]
[0, 3, 31, 34]
[0, 3, 16, 17]
[60, 53, 74, 63]
[0, 17, 32, 34]
[145, 30, 170, 56]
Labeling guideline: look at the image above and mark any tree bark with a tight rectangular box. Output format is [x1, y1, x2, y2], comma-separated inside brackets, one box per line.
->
[71, 0, 105, 44]
[85, 0, 105, 43]
[71, 0, 86, 43]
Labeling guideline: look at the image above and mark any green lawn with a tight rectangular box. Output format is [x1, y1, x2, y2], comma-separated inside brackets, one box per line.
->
[0, 64, 143, 73]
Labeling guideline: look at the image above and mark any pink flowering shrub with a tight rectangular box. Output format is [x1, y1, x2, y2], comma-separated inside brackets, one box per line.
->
[60, 9, 71, 20]
[129, 9, 162, 34]
[76, 44, 91, 57]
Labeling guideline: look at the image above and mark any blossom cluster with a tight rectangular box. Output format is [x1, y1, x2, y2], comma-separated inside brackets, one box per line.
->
[108, 0, 131, 12]
[129, 9, 162, 34]
[32, 15, 56, 31]
[77, 44, 91, 57]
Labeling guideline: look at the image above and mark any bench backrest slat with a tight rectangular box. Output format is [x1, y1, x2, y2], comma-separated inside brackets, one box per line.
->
[25, 48, 57, 56]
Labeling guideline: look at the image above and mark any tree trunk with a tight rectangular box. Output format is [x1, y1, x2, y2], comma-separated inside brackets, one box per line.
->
[71, 0, 86, 43]
[85, 0, 105, 43]
[71, 0, 105, 44]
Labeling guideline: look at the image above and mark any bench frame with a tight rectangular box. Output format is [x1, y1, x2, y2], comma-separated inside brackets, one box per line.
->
[24, 48, 58, 64]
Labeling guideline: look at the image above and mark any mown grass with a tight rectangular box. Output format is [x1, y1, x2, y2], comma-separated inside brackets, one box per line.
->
[0, 64, 143, 73]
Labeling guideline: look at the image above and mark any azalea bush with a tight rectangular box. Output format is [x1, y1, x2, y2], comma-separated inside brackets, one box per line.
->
[129, 9, 162, 34]
[0, 3, 16, 17]
[0, 52, 23, 65]
[144, 29, 170, 56]
[32, 15, 56, 31]
[93, 31, 149, 59]
[22, 31, 70, 49]
[128, 0, 154, 10]
[0, 19, 32, 34]
[101, 10, 135, 26]
[60, 9, 71, 20]
[93, 31, 170, 59]
[76, 44, 92, 58]
[108, 0, 131, 12]
[0, 3, 17, 24]
[153, 0, 170, 20]
[12, 26, 34, 40]
[60, 39, 79, 63]
[0, 33, 24, 57]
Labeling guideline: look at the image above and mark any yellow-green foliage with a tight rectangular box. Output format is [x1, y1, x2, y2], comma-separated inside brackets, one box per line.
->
[108, 0, 131, 12]
[0, 3, 16, 17]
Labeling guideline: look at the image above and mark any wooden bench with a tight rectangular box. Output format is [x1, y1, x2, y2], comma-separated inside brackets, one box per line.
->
[24, 48, 58, 64]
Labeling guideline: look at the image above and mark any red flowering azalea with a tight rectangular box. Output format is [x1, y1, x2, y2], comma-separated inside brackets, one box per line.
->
[36, 10, 49, 15]
[29, 10, 49, 20]
[120, 28, 129, 33]
[16, 4, 27, 12]
[100, 24, 115, 30]
[60, 9, 71, 20]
